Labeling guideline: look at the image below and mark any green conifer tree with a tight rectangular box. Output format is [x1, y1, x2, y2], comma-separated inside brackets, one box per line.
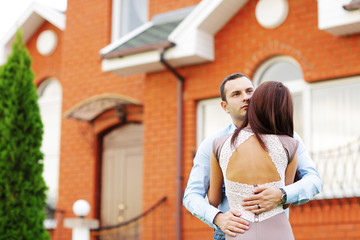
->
[0, 30, 49, 240]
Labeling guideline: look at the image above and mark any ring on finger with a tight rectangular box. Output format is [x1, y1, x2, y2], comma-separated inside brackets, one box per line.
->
[257, 204, 261, 209]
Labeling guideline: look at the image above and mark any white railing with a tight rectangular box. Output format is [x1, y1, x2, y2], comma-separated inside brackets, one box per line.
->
[312, 137, 360, 199]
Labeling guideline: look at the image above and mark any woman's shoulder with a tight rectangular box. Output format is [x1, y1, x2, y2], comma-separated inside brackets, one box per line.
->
[212, 133, 232, 161]
[277, 135, 299, 163]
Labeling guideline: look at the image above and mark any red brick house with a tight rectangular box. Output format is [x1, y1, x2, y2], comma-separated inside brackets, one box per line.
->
[1, 0, 360, 239]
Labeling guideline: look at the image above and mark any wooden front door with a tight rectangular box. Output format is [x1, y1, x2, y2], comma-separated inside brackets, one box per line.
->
[101, 123, 143, 238]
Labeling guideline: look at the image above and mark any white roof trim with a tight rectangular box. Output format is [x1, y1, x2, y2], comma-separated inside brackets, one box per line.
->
[169, 0, 248, 40]
[0, 1, 65, 53]
[101, 0, 249, 76]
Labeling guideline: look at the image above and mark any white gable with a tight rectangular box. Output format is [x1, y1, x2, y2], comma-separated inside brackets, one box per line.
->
[0, 2, 65, 64]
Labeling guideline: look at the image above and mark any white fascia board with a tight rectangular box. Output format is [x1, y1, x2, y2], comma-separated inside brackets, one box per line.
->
[318, 0, 360, 36]
[34, 3, 66, 31]
[169, 0, 248, 40]
[102, 50, 163, 76]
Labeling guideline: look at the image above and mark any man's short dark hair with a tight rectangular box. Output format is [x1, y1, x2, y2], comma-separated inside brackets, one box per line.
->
[219, 73, 252, 102]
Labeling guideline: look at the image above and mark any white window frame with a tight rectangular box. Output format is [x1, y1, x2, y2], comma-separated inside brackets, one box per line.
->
[253, 56, 312, 149]
[111, 0, 148, 42]
[111, 0, 122, 42]
[37, 78, 62, 227]
[196, 98, 232, 147]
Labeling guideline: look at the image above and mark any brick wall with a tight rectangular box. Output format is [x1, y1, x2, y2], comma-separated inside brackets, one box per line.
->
[290, 198, 360, 239]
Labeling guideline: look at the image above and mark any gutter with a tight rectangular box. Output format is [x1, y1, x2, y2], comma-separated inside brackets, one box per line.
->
[160, 47, 184, 240]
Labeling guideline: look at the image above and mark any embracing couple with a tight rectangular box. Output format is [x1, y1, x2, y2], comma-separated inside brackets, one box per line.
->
[183, 73, 322, 240]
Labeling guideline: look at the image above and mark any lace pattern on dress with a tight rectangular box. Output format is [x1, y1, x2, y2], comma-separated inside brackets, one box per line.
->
[219, 130, 288, 222]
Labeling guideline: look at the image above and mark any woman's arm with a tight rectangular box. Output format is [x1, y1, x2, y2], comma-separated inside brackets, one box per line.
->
[285, 153, 298, 186]
[283, 152, 298, 209]
[207, 151, 223, 207]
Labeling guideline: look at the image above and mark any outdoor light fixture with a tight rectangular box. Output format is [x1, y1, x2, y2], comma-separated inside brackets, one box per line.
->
[73, 199, 91, 218]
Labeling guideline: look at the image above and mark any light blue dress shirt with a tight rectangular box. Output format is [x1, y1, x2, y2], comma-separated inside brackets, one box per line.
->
[183, 123, 323, 228]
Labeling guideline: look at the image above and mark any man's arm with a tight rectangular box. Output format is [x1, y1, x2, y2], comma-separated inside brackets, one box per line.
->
[242, 133, 322, 212]
[183, 134, 223, 228]
[284, 133, 323, 205]
[183, 127, 249, 233]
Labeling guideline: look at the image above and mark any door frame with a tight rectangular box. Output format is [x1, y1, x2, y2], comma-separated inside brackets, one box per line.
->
[95, 121, 143, 222]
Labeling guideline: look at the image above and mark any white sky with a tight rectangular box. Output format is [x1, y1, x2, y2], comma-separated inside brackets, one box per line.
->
[0, 0, 67, 40]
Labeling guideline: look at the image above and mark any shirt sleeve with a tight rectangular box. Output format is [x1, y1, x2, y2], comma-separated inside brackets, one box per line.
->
[283, 132, 323, 205]
[183, 129, 229, 228]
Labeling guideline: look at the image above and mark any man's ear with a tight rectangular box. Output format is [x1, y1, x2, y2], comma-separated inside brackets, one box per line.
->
[220, 101, 229, 113]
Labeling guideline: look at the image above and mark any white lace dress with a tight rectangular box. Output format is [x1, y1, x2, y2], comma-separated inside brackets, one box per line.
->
[216, 129, 296, 240]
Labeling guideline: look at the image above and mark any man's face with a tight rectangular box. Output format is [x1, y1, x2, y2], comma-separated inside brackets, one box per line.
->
[221, 77, 254, 127]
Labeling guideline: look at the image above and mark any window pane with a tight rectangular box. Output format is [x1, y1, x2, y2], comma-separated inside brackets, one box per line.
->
[38, 79, 62, 98]
[260, 62, 303, 83]
[120, 0, 148, 36]
[311, 82, 360, 152]
[311, 80, 360, 199]
[38, 79, 62, 210]
[197, 98, 232, 145]
[258, 60, 304, 138]
[292, 93, 303, 138]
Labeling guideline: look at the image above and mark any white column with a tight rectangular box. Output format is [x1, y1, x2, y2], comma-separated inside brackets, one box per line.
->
[64, 218, 99, 240]
[64, 199, 99, 240]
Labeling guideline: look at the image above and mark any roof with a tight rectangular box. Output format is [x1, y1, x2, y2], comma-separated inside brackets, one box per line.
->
[100, 6, 194, 59]
[101, 20, 181, 59]
[101, 0, 249, 76]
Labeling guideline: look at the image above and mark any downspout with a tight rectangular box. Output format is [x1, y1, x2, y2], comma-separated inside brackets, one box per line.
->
[160, 47, 184, 240]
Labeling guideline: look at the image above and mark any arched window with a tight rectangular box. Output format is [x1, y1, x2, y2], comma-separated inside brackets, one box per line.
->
[254, 56, 311, 147]
[37, 79, 62, 217]
[254, 56, 360, 199]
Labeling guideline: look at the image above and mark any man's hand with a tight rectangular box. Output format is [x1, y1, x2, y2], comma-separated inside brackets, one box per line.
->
[213, 209, 249, 237]
[242, 186, 282, 214]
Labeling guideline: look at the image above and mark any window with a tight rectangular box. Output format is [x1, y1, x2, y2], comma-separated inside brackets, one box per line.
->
[310, 78, 360, 199]
[254, 56, 309, 144]
[196, 98, 232, 146]
[37, 79, 62, 227]
[111, 0, 148, 41]
[254, 56, 360, 199]
[311, 79, 360, 152]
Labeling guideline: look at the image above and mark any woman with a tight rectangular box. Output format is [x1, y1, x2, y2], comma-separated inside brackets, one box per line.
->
[208, 81, 298, 240]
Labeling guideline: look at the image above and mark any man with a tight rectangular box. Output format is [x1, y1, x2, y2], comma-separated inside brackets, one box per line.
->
[183, 73, 322, 239]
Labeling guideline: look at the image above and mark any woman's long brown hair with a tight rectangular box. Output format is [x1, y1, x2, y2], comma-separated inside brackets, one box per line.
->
[231, 81, 294, 150]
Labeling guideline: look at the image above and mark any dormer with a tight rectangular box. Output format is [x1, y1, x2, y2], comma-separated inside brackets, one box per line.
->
[318, 0, 360, 36]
